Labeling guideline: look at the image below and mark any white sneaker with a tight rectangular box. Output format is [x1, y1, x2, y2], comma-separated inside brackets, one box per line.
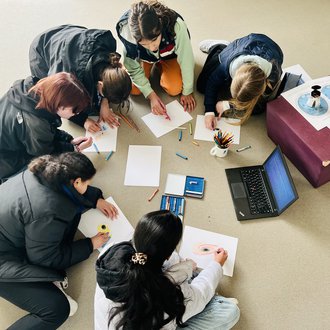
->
[199, 39, 230, 54]
[53, 278, 78, 316]
[226, 297, 239, 305]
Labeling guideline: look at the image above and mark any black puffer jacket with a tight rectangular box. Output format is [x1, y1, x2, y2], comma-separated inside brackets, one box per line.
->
[29, 24, 117, 126]
[0, 76, 74, 180]
[0, 170, 102, 282]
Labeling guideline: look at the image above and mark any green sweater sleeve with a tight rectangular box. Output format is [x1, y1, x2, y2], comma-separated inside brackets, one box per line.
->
[123, 48, 154, 98]
[174, 18, 195, 95]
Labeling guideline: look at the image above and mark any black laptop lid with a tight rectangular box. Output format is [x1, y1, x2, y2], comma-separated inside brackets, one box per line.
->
[263, 146, 299, 214]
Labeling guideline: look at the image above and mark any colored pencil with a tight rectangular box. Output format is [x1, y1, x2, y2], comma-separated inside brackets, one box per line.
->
[148, 188, 159, 202]
[176, 152, 188, 160]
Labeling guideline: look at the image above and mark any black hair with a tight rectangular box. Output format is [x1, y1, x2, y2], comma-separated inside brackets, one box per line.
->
[28, 152, 96, 190]
[96, 210, 185, 329]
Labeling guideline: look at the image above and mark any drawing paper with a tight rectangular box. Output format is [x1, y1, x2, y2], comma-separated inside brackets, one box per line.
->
[179, 226, 238, 277]
[84, 117, 118, 152]
[124, 145, 162, 186]
[141, 100, 193, 138]
[194, 115, 241, 144]
[164, 173, 186, 196]
[79, 196, 134, 252]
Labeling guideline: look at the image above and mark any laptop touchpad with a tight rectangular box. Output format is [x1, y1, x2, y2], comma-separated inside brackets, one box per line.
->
[231, 182, 246, 198]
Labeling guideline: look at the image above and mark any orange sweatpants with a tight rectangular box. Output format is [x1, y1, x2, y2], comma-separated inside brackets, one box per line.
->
[131, 58, 183, 96]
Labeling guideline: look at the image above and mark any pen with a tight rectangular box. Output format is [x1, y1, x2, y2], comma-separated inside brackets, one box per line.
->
[179, 130, 182, 141]
[176, 152, 188, 160]
[93, 143, 100, 154]
[189, 122, 192, 135]
[148, 188, 159, 202]
[236, 145, 251, 152]
[105, 151, 113, 161]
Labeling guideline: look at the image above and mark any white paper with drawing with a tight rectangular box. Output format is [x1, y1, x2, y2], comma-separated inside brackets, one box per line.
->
[124, 145, 162, 186]
[141, 100, 193, 138]
[79, 196, 134, 252]
[194, 115, 241, 144]
[84, 116, 118, 152]
[179, 226, 238, 277]
[282, 76, 330, 130]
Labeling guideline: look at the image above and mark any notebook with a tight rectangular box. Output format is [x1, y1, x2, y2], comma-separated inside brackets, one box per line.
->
[225, 146, 298, 220]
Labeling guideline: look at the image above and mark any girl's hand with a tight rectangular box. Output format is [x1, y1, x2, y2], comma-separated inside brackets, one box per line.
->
[71, 136, 93, 151]
[84, 118, 101, 133]
[91, 232, 110, 250]
[204, 114, 219, 130]
[99, 98, 120, 128]
[96, 199, 119, 219]
[214, 248, 228, 266]
[180, 93, 196, 112]
[148, 91, 167, 116]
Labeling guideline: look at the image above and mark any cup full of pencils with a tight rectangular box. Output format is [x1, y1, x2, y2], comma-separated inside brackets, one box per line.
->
[210, 130, 233, 158]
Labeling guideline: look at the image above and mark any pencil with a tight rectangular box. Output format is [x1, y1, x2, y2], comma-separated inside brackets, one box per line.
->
[93, 143, 100, 154]
[105, 151, 113, 160]
[118, 113, 135, 130]
[176, 152, 188, 160]
[148, 188, 159, 202]
[125, 115, 140, 133]
[189, 122, 192, 135]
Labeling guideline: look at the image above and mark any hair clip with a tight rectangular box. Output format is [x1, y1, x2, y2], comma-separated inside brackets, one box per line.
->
[131, 252, 148, 265]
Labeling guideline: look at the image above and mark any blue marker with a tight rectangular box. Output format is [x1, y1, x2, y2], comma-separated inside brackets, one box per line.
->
[176, 152, 188, 160]
[93, 143, 100, 154]
[179, 130, 182, 141]
[105, 151, 113, 161]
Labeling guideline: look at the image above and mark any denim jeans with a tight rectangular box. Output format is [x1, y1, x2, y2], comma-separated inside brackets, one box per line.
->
[180, 295, 240, 330]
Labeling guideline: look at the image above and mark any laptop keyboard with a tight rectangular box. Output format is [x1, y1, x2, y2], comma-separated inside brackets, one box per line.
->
[240, 169, 273, 214]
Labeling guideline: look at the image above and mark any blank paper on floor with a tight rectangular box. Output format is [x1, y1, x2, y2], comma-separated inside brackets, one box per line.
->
[124, 145, 162, 186]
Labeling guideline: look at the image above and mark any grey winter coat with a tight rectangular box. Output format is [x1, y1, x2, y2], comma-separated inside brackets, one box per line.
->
[0, 170, 101, 282]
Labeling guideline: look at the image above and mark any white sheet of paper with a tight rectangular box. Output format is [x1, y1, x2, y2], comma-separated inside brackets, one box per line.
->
[164, 173, 186, 196]
[84, 117, 118, 152]
[282, 76, 330, 130]
[179, 226, 238, 277]
[194, 115, 240, 144]
[78, 196, 134, 252]
[124, 145, 162, 186]
[141, 100, 193, 138]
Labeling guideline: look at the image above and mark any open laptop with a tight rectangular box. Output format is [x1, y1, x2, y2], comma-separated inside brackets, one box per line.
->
[225, 146, 298, 220]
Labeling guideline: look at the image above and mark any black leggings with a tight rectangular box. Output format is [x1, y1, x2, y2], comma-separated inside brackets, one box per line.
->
[0, 281, 70, 330]
[197, 44, 228, 94]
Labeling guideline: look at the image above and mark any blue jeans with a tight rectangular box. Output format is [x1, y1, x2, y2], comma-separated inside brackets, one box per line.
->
[179, 295, 240, 330]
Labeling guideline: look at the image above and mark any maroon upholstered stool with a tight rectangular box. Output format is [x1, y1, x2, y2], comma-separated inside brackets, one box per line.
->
[267, 96, 330, 188]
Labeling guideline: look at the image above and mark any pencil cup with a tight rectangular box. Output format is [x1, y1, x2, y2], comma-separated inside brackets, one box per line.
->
[210, 145, 229, 158]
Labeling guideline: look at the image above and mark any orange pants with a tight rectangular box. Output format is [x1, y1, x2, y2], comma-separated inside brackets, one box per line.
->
[131, 58, 183, 96]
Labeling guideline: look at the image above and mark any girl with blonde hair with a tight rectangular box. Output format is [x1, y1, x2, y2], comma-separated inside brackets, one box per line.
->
[197, 33, 283, 129]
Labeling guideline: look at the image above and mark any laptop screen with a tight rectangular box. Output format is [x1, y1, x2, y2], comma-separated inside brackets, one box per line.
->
[264, 147, 298, 213]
